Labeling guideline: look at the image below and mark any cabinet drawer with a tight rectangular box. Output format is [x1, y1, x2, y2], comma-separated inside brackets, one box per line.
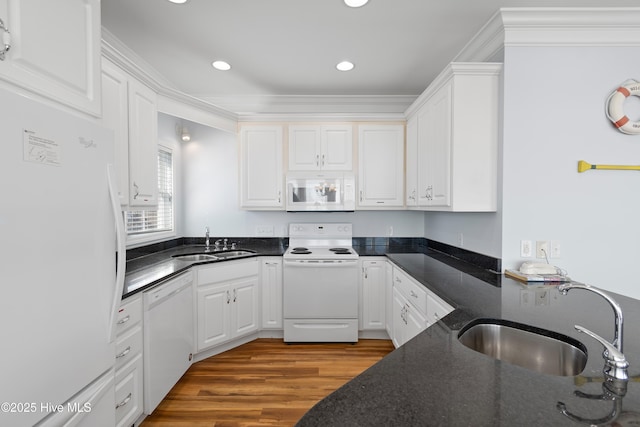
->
[115, 353, 143, 427]
[427, 293, 454, 324]
[117, 296, 142, 336]
[115, 324, 142, 372]
[197, 258, 259, 285]
[393, 268, 427, 314]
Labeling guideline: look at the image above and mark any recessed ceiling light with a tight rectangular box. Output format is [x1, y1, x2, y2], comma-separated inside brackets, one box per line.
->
[344, 0, 369, 7]
[212, 60, 231, 71]
[167, 0, 188, 4]
[336, 61, 355, 72]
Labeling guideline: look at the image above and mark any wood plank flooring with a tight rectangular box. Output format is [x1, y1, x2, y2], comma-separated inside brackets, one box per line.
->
[141, 338, 395, 427]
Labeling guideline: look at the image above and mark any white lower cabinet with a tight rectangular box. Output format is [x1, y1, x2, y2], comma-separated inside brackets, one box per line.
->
[390, 264, 454, 348]
[196, 259, 260, 351]
[261, 258, 283, 329]
[115, 295, 144, 427]
[360, 258, 386, 330]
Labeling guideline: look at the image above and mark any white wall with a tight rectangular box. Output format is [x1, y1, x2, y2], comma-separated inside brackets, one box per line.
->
[502, 46, 640, 299]
[179, 120, 425, 238]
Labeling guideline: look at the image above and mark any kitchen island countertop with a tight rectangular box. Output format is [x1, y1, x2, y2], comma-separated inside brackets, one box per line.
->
[297, 253, 640, 426]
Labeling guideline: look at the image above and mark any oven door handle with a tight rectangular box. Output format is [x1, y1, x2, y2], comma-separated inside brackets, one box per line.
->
[283, 259, 358, 268]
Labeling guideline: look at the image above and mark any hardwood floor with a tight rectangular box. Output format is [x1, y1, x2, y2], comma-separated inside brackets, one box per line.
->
[141, 338, 394, 427]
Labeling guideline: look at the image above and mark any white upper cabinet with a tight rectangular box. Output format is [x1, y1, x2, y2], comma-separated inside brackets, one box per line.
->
[127, 78, 158, 207]
[101, 58, 130, 206]
[0, 0, 101, 115]
[407, 63, 501, 212]
[102, 57, 158, 208]
[288, 125, 352, 171]
[240, 125, 284, 209]
[405, 117, 418, 206]
[357, 124, 405, 209]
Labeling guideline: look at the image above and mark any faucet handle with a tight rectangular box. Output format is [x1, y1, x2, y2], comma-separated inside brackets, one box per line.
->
[575, 324, 629, 380]
[575, 325, 626, 362]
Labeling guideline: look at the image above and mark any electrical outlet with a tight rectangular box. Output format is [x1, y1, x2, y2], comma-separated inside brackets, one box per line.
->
[255, 225, 274, 236]
[520, 240, 532, 257]
[550, 240, 561, 258]
[536, 241, 549, 259]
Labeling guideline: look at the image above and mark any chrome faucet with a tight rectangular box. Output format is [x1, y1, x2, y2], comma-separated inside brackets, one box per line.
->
[205, 227, 210, 251]
[558, 282, 628, 381]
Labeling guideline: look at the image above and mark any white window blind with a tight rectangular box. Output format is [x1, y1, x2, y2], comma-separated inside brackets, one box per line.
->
[126, 148, 174, 235]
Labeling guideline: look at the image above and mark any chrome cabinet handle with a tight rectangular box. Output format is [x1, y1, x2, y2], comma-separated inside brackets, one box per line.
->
[116, 346, 131, 359]
[233, 288, 237, 303]
[226, 290, 230, 304]
[321, 154, 325, 167]
[363, 267, 368, 279]
[410, 290, 418, 299]
[316, 154, 320, 167]
[359, 190, 363, 202]
[277, 190, 281, 204]
[395, 277, 402, 283]
[115, 393, 132, 410]
[117, 315, 130, 325]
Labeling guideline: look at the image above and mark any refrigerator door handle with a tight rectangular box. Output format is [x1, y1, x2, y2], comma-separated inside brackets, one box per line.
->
[107, 164, 126, 343]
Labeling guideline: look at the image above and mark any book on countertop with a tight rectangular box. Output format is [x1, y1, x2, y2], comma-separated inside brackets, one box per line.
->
[504, 269, 571, 283]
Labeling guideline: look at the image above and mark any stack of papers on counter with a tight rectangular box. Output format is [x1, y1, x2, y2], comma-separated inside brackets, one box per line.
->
[504, 269, 571, 283]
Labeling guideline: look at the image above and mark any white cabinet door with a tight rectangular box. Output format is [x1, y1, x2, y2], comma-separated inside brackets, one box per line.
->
[288, 125, 321, 170]
[391, 287, 406, 348]
[127, 78, 158, 207]
[404, 302, 428, 343]
[385, 261, 393, 338]
[405, 116, 418, 207]
[197, 283, 231, 351]
[231, 277, 259, 337]
[360, 259, 386, 330]
[101, 58, 130, 207]
[417, 82, 451, 208]
[240, 126, 284, 209]
[0, 0, 101, 115]
[321, 125, 353, 171]
[358, 124, 404, 208]
[288, 125, 352, 171]
[261, 258, 283, 329]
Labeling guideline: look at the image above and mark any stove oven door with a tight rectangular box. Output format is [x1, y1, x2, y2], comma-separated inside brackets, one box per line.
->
[283, 259, 359, 342]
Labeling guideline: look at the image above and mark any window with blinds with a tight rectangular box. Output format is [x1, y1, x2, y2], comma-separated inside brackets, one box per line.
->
[126, 147, 174, 235]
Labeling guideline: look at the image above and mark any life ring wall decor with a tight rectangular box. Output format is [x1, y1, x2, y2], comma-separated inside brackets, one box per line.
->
[606, 80, 640, 135]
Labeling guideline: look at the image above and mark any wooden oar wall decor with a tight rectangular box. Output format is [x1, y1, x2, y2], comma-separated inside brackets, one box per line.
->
[578, 160, 640, 173]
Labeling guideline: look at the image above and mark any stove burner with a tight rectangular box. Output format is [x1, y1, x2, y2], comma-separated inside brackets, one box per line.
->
[329, 247, 352, 254]
[290, 247, 312, 255]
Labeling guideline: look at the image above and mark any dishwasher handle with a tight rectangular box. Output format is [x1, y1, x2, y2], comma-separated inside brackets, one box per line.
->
[144, 272, 193, 310]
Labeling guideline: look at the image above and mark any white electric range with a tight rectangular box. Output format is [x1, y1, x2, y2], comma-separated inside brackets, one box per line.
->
[283, 223, 359, 342]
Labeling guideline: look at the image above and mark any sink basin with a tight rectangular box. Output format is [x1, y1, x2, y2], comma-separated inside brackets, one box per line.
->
[458, 318, 587, 376]
[173, 254, 218, 262]
[212, 250, 256, 259]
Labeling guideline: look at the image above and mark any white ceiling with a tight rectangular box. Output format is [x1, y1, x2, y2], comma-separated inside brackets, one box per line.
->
[101, 1, 640, 114]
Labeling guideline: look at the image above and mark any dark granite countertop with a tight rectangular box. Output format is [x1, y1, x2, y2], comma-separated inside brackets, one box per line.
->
[123, 241, 286, 297]
[297, 253, 640, 426]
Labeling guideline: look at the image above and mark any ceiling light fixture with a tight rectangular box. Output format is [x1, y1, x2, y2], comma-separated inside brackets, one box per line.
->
[167, 0, 188, 4]
[344, 0, 369, 7]
[336, 61, 355, 72]
[212, 60, 231, 71]
[176, 124, 191, 142]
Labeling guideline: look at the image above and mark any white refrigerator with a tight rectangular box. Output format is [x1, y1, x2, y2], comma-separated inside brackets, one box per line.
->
[0, 88, 126, 426]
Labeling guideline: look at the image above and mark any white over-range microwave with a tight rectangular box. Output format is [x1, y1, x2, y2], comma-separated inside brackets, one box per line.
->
[286, 173, 355, 211]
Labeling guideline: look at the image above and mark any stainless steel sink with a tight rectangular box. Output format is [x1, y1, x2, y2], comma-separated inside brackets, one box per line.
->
[173, 254, 218, 262]
[212, 250, 256, 259]
[458, 319, 587, 376]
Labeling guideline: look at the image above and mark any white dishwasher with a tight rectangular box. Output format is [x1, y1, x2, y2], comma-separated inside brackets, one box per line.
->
[143, 271, 194, 414]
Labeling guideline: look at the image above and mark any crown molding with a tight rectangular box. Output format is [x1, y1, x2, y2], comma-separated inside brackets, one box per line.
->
[101, 28, 238, 128]
[198, 94, 416, 120]
[456, 7, 640, 63]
